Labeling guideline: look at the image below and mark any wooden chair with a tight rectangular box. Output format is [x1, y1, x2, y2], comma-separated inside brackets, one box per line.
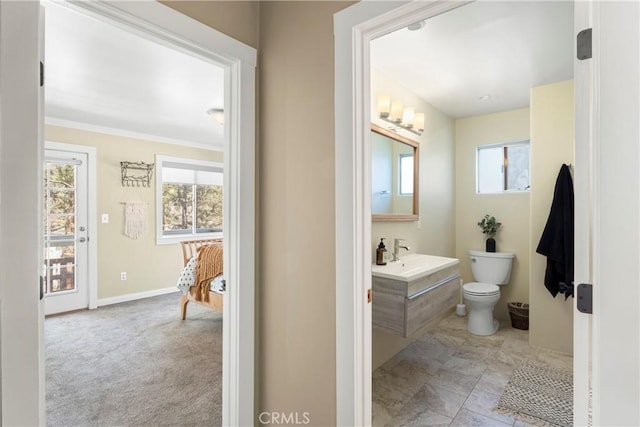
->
[180, 238, 224, 319]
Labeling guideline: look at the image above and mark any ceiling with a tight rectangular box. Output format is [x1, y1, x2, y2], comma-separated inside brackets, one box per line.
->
[370, 1, 574, 119]
[44, 3, 225, 149]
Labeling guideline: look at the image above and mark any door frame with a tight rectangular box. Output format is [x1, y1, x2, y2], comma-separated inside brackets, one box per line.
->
[334, 1, 600, 425]
[572, 2, 593, 425]
[334, 2, 470, 424]
[0, 1, 256, 425]
[43, 141, 98, 313]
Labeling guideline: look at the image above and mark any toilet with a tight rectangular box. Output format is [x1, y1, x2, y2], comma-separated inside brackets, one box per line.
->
[463, 250, 515, 336]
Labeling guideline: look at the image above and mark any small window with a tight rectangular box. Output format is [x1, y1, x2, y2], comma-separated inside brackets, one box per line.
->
[477, 141, 530, 193]
[155, 155, 223, 244]
[399, 153, 414, 195]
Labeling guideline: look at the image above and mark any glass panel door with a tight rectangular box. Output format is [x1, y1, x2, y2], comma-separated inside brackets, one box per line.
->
[44, 149, 88, 314]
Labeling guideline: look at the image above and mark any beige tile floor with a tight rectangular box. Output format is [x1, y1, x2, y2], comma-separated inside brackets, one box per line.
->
[372, 311, 573, 427]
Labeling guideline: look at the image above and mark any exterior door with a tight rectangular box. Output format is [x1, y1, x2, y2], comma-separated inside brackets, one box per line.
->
[43, 149, 89, 315]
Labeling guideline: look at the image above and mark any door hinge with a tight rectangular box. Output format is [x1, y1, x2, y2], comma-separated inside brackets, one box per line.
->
[367, 289, 372, 304]
[577, 28, 592, 60]
[39, 275, 44, 300]
[40, 61, 44, 87]
[577, 283, 592, 314]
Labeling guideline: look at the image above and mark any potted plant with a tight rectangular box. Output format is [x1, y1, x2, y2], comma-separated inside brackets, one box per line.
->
[477, 214, 502, 252]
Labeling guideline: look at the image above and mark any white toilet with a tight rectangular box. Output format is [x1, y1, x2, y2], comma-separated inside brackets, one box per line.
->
[463, 250, 515, 336]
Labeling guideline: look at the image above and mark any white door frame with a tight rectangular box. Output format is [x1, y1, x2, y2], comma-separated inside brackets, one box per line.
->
[587, 1, 640, 424]
[0, 2, 45, 423]
[0, 1, 256, 425]
[43, 142, 98, 314]
[334, 2, 469, 424]
[44, 141, 97, 315]
[334, 1, 640, 425]
[572, 2, 594, 425]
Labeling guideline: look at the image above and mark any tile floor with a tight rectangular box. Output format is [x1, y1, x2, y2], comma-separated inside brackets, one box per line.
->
[372, 311, 573, 427]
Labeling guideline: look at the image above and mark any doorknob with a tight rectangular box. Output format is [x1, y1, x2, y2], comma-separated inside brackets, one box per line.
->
[78, 237, 86, 243]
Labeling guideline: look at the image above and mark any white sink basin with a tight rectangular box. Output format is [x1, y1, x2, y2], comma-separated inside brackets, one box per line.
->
[372, 253, 459, 282]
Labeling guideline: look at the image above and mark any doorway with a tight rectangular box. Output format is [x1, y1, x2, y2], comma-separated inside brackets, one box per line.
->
[43, 146, 89, 315]
[0, 1, 256, 425]
[334, 1, 597, 425]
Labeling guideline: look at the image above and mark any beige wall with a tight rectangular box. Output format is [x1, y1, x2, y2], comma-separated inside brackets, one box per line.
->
[46, 125, 221, 300]
[258, 2, 354, 425]
[529, 80, 574, 355]
[162, 1, 259, 49]
[455, 109, 531, 321]
[370, 69, 456, 369]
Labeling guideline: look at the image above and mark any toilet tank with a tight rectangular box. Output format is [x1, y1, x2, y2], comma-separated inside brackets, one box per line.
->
[468, 250, 515, 284]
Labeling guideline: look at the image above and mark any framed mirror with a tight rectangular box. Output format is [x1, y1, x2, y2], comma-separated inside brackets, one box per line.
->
[371, 124, 419, 221]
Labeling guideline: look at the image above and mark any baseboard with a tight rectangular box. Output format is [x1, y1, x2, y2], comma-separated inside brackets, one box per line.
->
[97, 287, 179, 307]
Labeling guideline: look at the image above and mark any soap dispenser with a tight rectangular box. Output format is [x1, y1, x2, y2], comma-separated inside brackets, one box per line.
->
[376, 238, 387, 265]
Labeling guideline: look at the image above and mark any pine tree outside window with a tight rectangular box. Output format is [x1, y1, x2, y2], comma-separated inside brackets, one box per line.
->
[155, 155, 223, 244]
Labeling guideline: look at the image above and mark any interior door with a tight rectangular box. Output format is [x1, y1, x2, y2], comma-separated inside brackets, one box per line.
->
[573, 0, 593, 423]
[43, 149, 89, 315]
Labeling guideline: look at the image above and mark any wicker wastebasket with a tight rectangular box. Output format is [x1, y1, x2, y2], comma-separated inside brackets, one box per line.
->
[508, 302, 529, 330]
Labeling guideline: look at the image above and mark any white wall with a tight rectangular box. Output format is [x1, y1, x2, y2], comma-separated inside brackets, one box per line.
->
[370, 69, 456, 369]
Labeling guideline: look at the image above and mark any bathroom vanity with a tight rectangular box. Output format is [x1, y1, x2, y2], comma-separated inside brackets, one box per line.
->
[372, 254, 460, 337]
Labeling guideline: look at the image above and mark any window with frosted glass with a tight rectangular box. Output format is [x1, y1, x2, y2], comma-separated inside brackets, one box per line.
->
[477, 141, 530, 193]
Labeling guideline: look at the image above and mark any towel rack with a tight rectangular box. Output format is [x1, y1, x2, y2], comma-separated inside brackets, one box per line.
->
[121, 161, 154, 188]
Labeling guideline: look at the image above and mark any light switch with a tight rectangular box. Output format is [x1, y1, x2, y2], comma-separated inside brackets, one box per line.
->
[101, 214, 109, 224]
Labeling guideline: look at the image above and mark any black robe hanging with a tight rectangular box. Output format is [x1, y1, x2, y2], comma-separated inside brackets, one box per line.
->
[536, 164, 574, 298]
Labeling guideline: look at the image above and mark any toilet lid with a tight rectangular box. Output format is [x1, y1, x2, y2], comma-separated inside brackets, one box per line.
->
[463, 282, 500, 296]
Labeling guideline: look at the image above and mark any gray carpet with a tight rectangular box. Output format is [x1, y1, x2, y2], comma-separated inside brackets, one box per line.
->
[46, 292, 222, 427]
[496, 363, 573, 427]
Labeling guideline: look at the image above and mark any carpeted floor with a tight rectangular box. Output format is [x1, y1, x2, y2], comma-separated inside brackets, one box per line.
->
[45, 292, 222, 427]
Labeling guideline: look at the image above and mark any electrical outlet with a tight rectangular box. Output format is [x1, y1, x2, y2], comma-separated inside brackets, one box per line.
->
[101, 214, 109, 224]
[120, 272, 127, 281]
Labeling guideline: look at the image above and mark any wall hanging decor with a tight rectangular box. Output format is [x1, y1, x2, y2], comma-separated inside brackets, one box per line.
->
[123, 201, 147, 239]
[121, 161, 154, 187]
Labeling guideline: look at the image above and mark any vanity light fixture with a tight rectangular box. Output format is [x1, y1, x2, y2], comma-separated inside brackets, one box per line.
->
[377, 96, 424, 136]
[206, 108, 225, 125]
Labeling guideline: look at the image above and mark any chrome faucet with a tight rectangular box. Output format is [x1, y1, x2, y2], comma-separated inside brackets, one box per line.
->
[392, 238, 410, 262]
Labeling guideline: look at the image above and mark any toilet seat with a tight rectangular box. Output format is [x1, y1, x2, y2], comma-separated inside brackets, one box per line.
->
[463, 282, 500, 296]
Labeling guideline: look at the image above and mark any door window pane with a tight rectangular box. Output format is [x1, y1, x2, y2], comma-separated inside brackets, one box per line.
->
[43, 161, 78, 296]
[49, 189, 75, 214]
[48, 215, 75, 236]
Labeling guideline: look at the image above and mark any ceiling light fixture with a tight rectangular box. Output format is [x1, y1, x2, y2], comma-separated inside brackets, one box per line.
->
[407, 20, 426, 31]
[377, 95, 424, 136]
[206, 108, 225, 125]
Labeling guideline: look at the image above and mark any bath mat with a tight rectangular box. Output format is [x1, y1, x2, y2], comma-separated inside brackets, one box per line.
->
[496, 362, 573, 427]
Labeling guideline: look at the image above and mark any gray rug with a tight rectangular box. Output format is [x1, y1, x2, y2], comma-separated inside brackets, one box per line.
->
[496, 363, 573, 427]
[46, 292, 222, 427]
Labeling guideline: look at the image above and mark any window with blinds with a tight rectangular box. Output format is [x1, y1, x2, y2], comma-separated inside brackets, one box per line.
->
[155, 155, 223, 243]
